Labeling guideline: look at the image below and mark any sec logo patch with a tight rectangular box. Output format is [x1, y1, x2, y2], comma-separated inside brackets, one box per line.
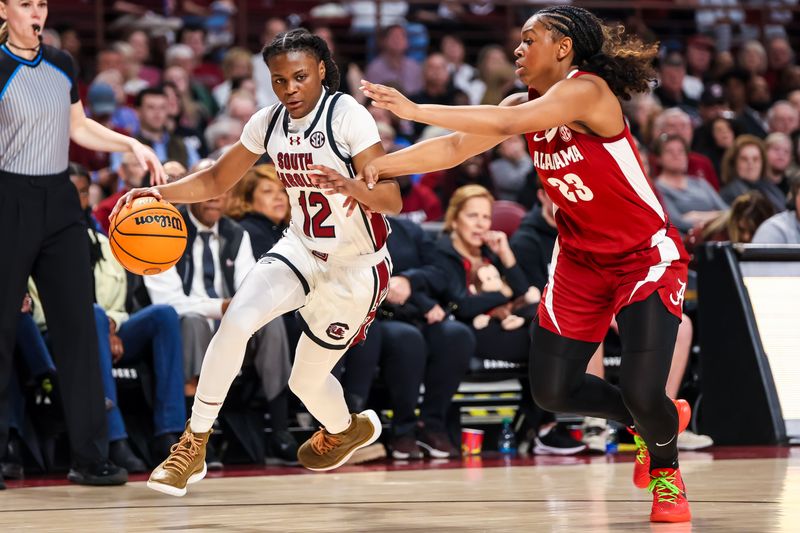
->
[310, 131, 326, 149]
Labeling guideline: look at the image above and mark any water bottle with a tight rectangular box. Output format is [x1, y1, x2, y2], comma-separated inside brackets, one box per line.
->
[497, 418, 517, 454]
[605, 423, 619, 455]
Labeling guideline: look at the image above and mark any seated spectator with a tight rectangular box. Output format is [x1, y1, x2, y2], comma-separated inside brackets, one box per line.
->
[398, 172, 442, 223]
[204, 117, 244, 160]
[752, 178, 800, 243]
[70, 82, 134, 173]
[365, 25, 424, 96]
[143, 191, 295, 464]
[70, 169, 187, 471]
[765, 132, 797, 196]
[720, 134, 786, 212]
[127, 30, 161, 87]
[410, 53, 456, 137]
[92, 69, 141, 135]
[164, 45, 218, 117]
[651, 107, 720, 189]
[725, 191, 777, 243]
[474, 44, 516, 105]
[212, 47, 253, 110]
[489, 135, 533, 202]
[421, 154, 493, 208]
[226, 164, 290, 258]
[94, 151, 148, 234]
[429, 185, 584, 455]
[225, 91, 257, 125]
[683, 34, 715, 101]
[653, 135, 728, 234]
[767, 100, 800, 136]
[692, 116, 739, 178]
[163, 67, 212, 142]
[654, 52, 699, 117]
[440, 34, 479, 104]
[722, 69, 769, 139]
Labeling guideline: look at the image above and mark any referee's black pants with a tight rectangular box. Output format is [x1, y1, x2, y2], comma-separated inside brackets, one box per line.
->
[0, 170, 108, 466]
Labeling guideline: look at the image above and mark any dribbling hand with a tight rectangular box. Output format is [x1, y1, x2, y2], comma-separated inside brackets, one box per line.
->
[360, 80, 419, 121]
[108, 187, 163, 223]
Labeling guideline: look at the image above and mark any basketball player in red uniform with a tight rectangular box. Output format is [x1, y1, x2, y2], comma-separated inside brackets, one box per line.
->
[314, 5, 691, 523]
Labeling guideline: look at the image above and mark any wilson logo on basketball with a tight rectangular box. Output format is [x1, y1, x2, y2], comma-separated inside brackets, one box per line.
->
[134, 215, 184, 231]
[326, 322, 349, 341]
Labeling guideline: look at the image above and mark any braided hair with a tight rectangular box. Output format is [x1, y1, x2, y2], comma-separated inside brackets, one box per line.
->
[534, 6, 658, 100]
[262, 28, 340, 94]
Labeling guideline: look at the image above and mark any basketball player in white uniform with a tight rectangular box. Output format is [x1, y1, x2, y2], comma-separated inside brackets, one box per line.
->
[110, 29, 401, 496]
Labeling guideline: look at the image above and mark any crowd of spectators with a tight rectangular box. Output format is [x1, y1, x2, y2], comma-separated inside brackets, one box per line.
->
[5, 1, 800, 481]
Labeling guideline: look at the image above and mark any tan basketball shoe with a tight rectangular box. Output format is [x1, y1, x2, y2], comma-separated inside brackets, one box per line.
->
[298, 410, 382, 471]
[147, 421, 212, 497]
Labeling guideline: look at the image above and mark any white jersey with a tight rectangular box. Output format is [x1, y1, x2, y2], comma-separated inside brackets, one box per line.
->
[241, 91, 389, 263]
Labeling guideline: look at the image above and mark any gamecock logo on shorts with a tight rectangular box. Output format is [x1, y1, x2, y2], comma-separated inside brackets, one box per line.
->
[326, 322, 349, 341]
[559, 126, 572, 142]
[309, 131, 326, 149]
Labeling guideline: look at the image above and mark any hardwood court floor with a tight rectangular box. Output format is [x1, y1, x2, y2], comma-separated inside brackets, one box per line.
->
[2, 448, 799, 532]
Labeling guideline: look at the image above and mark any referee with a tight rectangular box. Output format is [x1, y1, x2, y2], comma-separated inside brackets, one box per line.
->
[0, 2, 165, 488]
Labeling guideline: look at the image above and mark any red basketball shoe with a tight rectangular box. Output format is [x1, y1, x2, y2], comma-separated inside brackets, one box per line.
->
[649, 467, 692, 523]
[632, 399, 691, 489]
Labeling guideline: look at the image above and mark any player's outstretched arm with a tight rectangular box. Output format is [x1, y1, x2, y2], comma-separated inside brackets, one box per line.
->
[357, 93, 528, 187]
[109, 142, 260, 222]
[309, 164, 402, 215]
[362, 78, 602, 137]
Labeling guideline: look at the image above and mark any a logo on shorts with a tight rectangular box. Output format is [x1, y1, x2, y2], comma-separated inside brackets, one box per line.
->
[309, 131, 326, 149]
[669, 279, 687, 307]
[559, 126, 572, 142]
[326, 322, 349, 341]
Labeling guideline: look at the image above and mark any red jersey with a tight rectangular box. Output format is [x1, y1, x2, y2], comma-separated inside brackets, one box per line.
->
[524, 71, 669, 255]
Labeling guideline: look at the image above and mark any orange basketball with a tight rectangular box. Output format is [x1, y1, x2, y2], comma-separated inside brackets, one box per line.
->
[109, 197, 188, 276]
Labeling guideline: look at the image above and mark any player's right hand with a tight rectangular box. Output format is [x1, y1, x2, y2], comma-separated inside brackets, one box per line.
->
[109, 186, 163, 223]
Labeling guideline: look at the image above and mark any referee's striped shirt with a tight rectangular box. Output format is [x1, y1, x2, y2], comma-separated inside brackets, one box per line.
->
[0, 44, 79, 175]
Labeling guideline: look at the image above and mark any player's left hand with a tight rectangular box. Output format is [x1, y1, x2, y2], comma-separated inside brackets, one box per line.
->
[360, 80, 419, 122]
[130, 140, 168, 185]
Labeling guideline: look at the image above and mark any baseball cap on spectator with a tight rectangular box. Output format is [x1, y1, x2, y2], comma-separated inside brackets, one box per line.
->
[700, 83, 726, 106]
[687, 34, 715, 52]
[87, 82, 117, 116]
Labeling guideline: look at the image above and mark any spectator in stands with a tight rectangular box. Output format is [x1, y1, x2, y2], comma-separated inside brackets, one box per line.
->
[224, 91, 257, 125]
[212, 47, 253, 110]
[722, 69, 768, 138]
[752, 178, 800, 243]
[70, 82, 134, 174]
[96, 46, 125, 76]
[654, 53, 699, 116]
[204, 116, 244, 159]
[654, 135, 728, 234]
[738, 40, 768, 78]
[720, 135, 786, 212]
[765, 132, 797, 196]
[313, 25, 364, 103]
[365, 25, 423, 96]
[622, 93, 663, 146]
[765, 36, 795, 94]
[94, 151, 147, 234]
[440, 34, 481, 105]
[163, 65, 214, 132]
[179, 23, 223, 89]
[421, 153, 493, 208]
[226, 165, 290, 258]
[767, 101, 800, 135]
[721, 191, 777, 243]
[474, 44, 516, 105]
[123, 87, 201, 171]
[114, 41, 150, 98]
[143, 185, 294, 464]
[251, 17, 286, 109]
[745, 75, 773, 137]
[164, 44, 218, 117]
[409, 53, 456, 137]
[93, 69, 141, 135]
[127, 30, 161, 87]
[489, 135, 533, 203]
[651, 107, 720, 189]
[693, 116, 739, 178]
[162, 80, 208, 158]
[683, 34, 715, 101]
[429, 185, 584, 455]
[70, 165, 186, 471]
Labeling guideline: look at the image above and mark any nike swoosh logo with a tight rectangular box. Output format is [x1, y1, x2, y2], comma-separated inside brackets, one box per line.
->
[533, 133, 547, 141]
[655, 434, 676, 447]
[533, 127, 558, 142]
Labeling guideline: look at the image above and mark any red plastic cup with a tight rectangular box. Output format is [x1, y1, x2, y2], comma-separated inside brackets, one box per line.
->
[461, 428, 484, 456]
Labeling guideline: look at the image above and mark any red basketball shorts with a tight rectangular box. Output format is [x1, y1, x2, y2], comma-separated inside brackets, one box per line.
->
[537, 225, 689, 343]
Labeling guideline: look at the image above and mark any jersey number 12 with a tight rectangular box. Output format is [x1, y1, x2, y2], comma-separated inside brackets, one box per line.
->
[299, 191, 336, 238]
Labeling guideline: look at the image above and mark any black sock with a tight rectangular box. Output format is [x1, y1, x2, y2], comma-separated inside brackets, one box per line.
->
[649, 455, 679, 472]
